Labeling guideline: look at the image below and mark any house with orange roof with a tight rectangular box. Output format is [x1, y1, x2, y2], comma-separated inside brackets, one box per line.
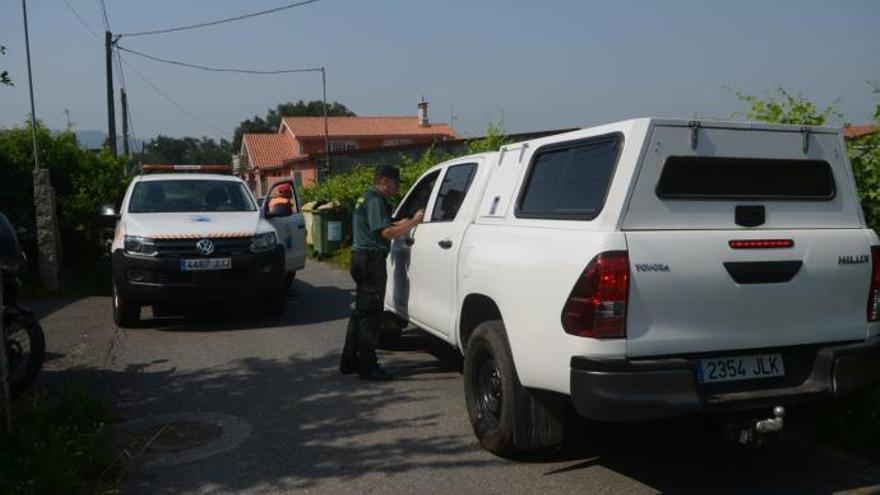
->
[239, 99, 457, 196]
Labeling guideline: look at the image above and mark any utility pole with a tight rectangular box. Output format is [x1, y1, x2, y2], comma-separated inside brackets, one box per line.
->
[105, 31, 117, 158]
[22, 0, 39, 171]
[321, 66, 330, 176]
[121, 88, 130, 156]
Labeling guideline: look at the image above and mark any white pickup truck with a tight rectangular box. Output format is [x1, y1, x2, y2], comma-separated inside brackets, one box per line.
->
[384, 118, 880, 456]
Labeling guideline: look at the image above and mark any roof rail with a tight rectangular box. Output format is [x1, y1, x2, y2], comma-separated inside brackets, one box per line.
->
[141, 164, 231, 174]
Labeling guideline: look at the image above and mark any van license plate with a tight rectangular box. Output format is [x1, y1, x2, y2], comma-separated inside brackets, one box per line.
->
[697, 353, 784, 384]
[180, 258, 232, 271]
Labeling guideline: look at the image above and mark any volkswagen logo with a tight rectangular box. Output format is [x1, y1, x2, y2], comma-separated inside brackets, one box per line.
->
[195, 239, 215, 256]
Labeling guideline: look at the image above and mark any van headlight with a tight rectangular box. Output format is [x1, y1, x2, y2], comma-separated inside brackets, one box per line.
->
[250, 232, 277, 253]
[124, 235, 157, 256]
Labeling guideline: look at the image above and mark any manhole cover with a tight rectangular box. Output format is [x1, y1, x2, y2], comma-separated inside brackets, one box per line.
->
[125, 421, 223, 454]
[110, 412, 252, 468]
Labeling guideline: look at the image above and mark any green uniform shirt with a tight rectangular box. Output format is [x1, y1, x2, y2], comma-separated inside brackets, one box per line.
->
[352, 188, 392, 253]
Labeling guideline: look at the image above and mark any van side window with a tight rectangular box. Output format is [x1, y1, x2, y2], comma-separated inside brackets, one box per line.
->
[517, 136, 621, 219]
[396, 170, 440, 220]
[431, 163, 477, 222]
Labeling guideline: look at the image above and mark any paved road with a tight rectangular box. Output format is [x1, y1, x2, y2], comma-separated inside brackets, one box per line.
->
[35, 261, 880, 494]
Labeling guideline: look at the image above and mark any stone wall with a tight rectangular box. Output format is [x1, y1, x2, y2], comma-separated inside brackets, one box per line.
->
[32, 169, 62, 291]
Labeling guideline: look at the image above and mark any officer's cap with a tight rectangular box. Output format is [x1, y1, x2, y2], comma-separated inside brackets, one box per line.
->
[374, 166, 400, 182]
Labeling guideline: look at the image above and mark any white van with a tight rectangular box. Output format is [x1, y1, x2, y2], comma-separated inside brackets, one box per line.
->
[103, 165, 306, 327]
[385, 119, 880, 455]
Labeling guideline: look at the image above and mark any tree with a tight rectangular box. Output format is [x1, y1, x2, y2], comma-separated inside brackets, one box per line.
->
[232, 100, 355, 150]
[1, 46, 11, 87]
[136, 135, 233, 165]
[728, 86, 841, 125]
[0, 123, 128, 288]
[731, 86, 880, 232]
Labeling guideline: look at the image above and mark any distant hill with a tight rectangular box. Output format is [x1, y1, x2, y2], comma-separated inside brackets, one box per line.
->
[73, 129, 142, 152]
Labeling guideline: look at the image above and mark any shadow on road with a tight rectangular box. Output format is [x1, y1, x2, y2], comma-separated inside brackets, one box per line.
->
[41, 344, 492, 494]
[136, 277, 354, 332]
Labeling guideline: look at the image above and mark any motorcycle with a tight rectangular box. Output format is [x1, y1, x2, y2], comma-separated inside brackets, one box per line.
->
[0, 213, 46, 397]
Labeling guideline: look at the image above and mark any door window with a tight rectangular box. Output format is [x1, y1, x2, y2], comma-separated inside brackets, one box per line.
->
[264, 181, 299, 216]
[396, 170, 440, 220]
[431, 163, 478, 222]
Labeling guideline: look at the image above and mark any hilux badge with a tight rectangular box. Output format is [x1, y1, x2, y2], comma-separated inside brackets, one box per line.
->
[839, 254, 869, 265]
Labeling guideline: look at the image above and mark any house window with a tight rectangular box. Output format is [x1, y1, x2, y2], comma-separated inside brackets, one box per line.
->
[383, 138, 413, 146]
[329, 140, 358, 152]
[294, 172, 303, 188]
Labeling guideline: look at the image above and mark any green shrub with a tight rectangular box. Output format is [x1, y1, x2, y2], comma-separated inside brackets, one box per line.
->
[0, 122, 129, 294]
[0, 386, 122, 494]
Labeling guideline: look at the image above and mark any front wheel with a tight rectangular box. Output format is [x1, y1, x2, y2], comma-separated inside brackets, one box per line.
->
[112, 282, 140, 328]
[463, 320, 566, 456]
[4, 313, 46, 397]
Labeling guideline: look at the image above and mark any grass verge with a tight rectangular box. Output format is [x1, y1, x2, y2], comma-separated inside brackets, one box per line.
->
[326, 246, 352, 271]
[0, 386, 125, 495]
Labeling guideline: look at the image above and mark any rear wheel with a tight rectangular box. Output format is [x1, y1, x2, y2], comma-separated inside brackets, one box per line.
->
[5, 314, 46, 397]
[464, 320, 566, 456]
[112, 282, 140, 328]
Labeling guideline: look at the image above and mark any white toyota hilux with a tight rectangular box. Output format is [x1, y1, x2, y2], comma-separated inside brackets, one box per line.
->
[102, 166, 306, 327]
[384, 118, 880, 456]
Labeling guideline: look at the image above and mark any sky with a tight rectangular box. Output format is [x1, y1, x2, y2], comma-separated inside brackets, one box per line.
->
[1, 0, 878, 144]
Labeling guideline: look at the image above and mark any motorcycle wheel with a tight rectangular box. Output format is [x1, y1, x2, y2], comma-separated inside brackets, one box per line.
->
[4, 315, 46, 397]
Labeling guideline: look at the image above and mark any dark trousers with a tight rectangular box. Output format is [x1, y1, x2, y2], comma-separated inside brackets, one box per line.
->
[342, 250, 388, 371]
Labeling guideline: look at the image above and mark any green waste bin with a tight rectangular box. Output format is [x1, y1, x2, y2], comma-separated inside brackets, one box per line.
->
[312, 203, 347, 260]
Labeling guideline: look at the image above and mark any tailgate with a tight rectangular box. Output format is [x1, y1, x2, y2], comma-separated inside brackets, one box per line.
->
[625, 230, 872, 357]
[622, 123, 872, 357]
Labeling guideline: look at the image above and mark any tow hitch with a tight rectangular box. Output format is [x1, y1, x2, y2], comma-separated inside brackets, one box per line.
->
[722, 406, 786, 446]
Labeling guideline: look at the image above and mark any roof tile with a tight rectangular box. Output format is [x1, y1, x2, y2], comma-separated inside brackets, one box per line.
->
[282, 116, 457, 139]
[243, 133, 297, 169]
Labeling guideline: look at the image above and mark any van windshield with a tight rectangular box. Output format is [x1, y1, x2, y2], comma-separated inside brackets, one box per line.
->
[128, 180, 257, 213]
[656, 157, 835, 200]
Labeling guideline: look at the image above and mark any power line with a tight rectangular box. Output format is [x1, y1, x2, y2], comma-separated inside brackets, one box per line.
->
[120, 58, 226, 135]
[118, 0, 321, 38]
[61, 0, 101, 41]
[96, 0, 110, 31]
[60, 0, 222, 139]
[116, 45, 322, 74]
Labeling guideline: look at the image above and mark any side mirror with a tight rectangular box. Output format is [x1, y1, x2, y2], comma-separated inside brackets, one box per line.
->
[100, 203, 119, 227]
[267, 201, 293, 218]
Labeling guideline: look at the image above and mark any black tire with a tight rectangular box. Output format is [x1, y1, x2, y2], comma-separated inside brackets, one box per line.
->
[464, 320, 566, 456]
[285, 272, 297, 291]
[112, 282, 140, 328]
[5, 314, 46, 397]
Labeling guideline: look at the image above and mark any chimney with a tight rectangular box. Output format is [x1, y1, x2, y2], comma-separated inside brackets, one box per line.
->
[418, 96, 429, 127]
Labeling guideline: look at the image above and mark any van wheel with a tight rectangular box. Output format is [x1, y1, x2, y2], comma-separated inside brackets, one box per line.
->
[464, 320, 566, 457]
[112, 283, 140, 328]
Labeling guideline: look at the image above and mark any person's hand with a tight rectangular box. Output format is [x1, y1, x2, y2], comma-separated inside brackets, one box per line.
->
[412, 209, 425, 223]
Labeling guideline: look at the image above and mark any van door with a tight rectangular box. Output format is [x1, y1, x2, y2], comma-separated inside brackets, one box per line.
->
[386, 169, 441, 320]
[405, 162, 480, 339]
[264, 180, 307, 273]
[623, 124, 872, 357]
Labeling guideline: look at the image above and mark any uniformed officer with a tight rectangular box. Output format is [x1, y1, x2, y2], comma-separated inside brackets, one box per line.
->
[340, 166, 424, 380]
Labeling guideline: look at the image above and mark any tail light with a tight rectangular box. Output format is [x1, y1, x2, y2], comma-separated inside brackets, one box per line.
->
[562, 251, 629, 339]
[868, 246, 880, 322]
